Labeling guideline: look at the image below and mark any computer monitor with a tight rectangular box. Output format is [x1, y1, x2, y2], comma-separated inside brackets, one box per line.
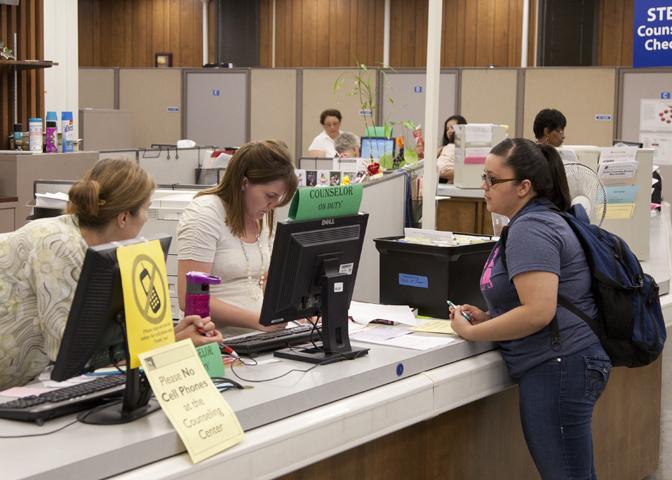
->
[260, 213, 369, 364]
[360, 137, 395, 160]
[51, 235, 172, 425]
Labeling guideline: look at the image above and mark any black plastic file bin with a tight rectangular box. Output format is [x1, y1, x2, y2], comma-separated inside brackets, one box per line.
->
[374, 236, 495, 319]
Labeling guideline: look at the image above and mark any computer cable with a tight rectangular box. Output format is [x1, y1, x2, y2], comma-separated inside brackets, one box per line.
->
[228, 351, 354, 383]
[0, 419, 79, 438]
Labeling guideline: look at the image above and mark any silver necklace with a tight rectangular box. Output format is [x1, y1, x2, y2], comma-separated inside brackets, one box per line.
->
[239, 234, 266, 300]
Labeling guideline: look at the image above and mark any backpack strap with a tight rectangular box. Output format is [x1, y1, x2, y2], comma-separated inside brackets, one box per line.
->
[498, 222, 562, 351]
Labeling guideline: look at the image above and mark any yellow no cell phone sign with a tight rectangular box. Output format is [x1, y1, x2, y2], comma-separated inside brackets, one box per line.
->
[117, 240, 175, 368]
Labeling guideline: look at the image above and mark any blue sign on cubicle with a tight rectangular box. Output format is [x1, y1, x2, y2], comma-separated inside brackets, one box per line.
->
[413, 85, 423, 93]
[634, 0, 672, 67]
[212, 89, 221, 97]
[662, 91, 672, 99]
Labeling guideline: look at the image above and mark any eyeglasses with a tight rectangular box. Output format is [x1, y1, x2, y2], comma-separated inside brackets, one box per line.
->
[481, 173, 517, 188]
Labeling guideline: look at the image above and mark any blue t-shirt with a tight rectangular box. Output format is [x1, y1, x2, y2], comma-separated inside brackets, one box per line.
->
[480, 199, 600, 378]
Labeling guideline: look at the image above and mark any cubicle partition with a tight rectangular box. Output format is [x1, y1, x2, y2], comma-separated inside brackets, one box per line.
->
[119, 68, 183, 148]
[79, 67, 118, 109]
[617, 69, 672, 208]
[80, 109, 134, 151]
[523, 68, 617, 146]
[183, 69, 249, 147]
[301, 68, 377, 156]
[459, 68, 521, 136]
[98, 147, 214, 186]
[380, 69, 458, 146]
[250, 69, 298, 159]
[619, 69, 672, 141]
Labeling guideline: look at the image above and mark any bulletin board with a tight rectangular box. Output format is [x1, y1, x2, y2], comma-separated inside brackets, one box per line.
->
[380, 70, 458, 147]
[301, 68, 378, 156]
[460, 68, 519, 136]
[250, 69, 297, 159]
[523, 68, 617, 146]
[79, 68, 117, 109]
[618, 68, 672, 141]
[119, 69, 182, 148]
[183, 70, 248, 148]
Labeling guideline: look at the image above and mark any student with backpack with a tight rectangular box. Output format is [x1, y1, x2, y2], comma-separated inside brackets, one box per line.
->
[450, 138, 611, 479]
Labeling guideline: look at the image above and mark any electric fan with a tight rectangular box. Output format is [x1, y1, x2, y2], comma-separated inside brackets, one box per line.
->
[562, 162, 607, 226]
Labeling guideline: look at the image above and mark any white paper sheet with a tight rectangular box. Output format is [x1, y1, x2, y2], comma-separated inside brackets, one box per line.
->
[349, 301, 418, 326]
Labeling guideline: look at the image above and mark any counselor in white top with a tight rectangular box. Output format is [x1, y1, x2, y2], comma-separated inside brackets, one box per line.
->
[177, 140, 298, 338]
[307, 108, 343, 158]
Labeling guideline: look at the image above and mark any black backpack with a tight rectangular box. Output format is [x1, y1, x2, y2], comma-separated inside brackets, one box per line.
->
[500, 204, 666, 367]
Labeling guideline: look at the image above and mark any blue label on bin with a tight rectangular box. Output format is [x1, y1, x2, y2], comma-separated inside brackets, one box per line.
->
[399, 273, 428, 288]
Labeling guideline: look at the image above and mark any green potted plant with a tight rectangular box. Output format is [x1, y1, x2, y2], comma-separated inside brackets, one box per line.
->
[333, 64, 421, 170]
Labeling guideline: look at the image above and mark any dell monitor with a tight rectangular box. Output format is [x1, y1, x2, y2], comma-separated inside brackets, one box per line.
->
[360, 137, 395, 160]
[260, 213, 369, 364]
[51, 235, 172, 425]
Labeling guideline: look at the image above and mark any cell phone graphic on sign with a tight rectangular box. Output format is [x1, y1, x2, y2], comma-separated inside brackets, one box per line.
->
[139, 264, 161, 313]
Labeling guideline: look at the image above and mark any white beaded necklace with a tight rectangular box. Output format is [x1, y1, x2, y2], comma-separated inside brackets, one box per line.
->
[239, 233, 266, 300]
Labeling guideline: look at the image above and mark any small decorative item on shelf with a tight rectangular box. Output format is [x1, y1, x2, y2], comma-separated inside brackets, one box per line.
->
[0, 42, 16, 60]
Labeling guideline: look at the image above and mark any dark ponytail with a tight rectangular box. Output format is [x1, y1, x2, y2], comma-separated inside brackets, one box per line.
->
[537, 143, 571, 211]
[491, 138, 571, 212]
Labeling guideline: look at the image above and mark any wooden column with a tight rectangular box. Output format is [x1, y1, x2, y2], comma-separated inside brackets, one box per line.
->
[0, 0, 45, 150]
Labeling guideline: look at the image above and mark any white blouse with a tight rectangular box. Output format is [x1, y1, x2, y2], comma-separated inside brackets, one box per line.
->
[177, 194, 272, 337]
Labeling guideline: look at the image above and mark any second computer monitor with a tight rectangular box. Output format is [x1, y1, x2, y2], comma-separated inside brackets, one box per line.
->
[260, 213, 369, 364]
[360, 137, 395, 160]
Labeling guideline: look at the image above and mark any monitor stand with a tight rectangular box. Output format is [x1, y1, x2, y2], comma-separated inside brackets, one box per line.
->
[80, 313, 161, 425]
[274, 270, 369, 364]
[79, 368, 161, 425]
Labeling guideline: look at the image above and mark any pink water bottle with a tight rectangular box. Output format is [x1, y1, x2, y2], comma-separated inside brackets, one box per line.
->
[184, 272, 221, 335]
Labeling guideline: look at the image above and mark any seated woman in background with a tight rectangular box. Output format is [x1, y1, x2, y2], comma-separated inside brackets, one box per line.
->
[177, 140, 298, 337]
[335, 131, 360, 158]
[437, 114, 467, 182]
[533, 108, 566, 147]
[0, 159, 221, 390]
[307, 108, 342, 157]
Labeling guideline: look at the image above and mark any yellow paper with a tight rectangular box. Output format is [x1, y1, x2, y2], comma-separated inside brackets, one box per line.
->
[140, 340, 244, 463]
[411, 319, 456, 335]
[598, 203, 636, 220]
[117, 240, 175, 368]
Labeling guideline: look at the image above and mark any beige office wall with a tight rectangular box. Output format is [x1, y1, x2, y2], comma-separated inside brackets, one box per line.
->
[79, 68, 116, 109]
[119, 69, 182, 148]
[301, 69, 377, 156]
[251, 69, 297, 159]
[460, 69, 519, 135]
[523, 68, 617, 147]
[80, 109, 134, 151]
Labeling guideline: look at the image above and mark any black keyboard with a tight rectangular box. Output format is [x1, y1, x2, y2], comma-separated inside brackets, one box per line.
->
[224, 324, 321, 356]
[0, 375, 126, 424]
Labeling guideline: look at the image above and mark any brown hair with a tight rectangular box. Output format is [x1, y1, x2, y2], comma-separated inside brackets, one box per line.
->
[67, 158, 155, 229]
[197, 140, 298, 238]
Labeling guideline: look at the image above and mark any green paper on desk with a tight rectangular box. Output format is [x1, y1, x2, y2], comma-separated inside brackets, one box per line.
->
[288, 185, 363, 221]
[196, 343, 225, 378]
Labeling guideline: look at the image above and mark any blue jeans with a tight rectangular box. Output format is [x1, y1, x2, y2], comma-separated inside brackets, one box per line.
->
[518, 343, 611, 480]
